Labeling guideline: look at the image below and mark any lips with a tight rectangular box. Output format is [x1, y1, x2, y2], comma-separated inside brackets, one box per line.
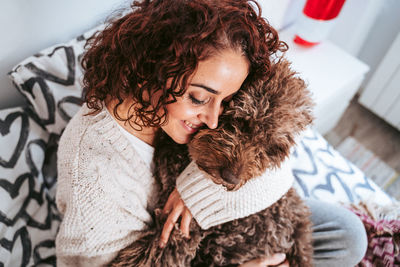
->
[182, 120, 201, 134]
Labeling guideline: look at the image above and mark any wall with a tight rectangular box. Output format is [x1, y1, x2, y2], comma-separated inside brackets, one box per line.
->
[1, 0, 399, 109]
[280, 0, 400, 93]
[0, 0, 130, 109]
[356, 0, 400, 91]
[328, 0, 384, 56]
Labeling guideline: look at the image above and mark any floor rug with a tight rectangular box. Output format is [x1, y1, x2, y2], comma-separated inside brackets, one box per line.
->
[337, 136, 400, 200]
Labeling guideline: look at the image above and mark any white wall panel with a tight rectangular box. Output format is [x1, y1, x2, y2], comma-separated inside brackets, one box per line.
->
[360, 33, 400, 130]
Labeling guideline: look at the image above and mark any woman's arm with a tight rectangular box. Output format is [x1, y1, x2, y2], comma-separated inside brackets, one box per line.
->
[56, 168, 149, 266]
[175, 160, 294, 229]
[56, 142, 154, 266]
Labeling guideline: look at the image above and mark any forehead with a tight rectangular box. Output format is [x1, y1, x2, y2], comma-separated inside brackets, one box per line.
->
[190, 49, 250, 96]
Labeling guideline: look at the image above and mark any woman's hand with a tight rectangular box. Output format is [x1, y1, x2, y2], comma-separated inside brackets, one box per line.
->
[239, 254, 289, 267]
[159, 188, 192, 248]
[159, 191, 289, 267]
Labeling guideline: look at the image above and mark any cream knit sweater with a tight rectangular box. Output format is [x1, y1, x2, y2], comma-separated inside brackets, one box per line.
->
[55, 105, 294, 266]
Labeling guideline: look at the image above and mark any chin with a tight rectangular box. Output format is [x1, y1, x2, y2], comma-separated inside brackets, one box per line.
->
[171, 135, 190, 144]
[161, 124, 192, 144]
[163, 130, 190, 144]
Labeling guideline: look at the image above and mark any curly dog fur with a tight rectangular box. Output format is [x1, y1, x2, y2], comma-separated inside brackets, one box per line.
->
[109, 59, 315, 266]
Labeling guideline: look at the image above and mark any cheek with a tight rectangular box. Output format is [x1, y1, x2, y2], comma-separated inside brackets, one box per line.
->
[166, 101, 197, 120]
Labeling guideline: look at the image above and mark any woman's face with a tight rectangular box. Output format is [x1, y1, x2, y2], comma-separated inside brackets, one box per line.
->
[161, 49, 250, 144]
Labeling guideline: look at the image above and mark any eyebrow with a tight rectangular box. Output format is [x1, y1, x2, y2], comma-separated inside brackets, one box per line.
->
[190, 83, 220, 95]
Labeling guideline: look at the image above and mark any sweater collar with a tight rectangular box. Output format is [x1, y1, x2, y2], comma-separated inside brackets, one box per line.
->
[87, 105, 153, 176]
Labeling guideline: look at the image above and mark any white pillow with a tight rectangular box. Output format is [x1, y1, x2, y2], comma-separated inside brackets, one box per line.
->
[0, 106, 60, 266]
[8, 26, 103, 135]
[290, 128, 394, 206]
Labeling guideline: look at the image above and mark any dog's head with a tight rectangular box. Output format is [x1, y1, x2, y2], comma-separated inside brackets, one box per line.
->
[188, 59, 314, 190]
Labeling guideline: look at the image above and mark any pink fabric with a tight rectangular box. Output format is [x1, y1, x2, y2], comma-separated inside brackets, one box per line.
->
[348, 207, 400, 267]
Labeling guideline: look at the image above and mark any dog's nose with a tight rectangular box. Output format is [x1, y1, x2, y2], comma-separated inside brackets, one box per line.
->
[221, 169, 240, 185]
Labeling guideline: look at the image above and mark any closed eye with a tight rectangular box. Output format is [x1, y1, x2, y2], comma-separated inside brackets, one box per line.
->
[189, 94, 209, 105]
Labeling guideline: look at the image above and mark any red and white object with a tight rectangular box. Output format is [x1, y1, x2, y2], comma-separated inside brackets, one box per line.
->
[294, 0, 346, 46]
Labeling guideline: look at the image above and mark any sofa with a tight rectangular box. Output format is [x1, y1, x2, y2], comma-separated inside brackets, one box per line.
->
[0, 25, 395, 266]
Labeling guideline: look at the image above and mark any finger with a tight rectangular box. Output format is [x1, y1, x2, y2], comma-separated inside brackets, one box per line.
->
[261, 253, 286, 265]
[180, 208, 192, 238]
[162, 190, 178, 214]
[159, 203, 184, 247]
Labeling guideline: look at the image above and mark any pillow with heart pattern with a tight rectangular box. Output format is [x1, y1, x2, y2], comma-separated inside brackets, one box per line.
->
[290, 128, 394, 206]
[8, 25, 103, 135]
[0, 106, 61, 266]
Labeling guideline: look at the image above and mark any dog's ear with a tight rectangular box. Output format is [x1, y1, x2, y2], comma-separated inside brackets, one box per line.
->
[249, 59, 315, 168]
[263, 59, 314, 133]
[222, 80, 268, 122]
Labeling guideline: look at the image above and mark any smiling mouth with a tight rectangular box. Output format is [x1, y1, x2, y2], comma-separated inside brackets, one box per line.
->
[182, 120, 202, 133]
[184, 120, 201, 129]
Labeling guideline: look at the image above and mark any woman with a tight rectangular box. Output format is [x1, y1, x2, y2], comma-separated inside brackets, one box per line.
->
[55, 0, 367, 266]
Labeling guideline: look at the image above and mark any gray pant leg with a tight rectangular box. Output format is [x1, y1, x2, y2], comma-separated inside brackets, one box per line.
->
[306, 199, 368, 267]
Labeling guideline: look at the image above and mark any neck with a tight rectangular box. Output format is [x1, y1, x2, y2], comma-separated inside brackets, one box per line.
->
[105, 97, 158, 146]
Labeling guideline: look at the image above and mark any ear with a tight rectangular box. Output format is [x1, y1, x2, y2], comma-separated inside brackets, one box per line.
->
[251, 59, 314, 167]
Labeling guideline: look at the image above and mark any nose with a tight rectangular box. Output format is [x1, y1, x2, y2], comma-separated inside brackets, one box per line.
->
[221, 168, 240, 185]
[199, 103, 223, 129]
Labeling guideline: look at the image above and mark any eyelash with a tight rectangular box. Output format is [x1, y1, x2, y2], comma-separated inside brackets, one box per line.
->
[189, 94, 207, 105]
[189, 94, 233, 107]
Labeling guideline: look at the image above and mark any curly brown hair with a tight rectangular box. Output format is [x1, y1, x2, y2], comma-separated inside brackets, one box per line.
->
[82, 0, 287, 129]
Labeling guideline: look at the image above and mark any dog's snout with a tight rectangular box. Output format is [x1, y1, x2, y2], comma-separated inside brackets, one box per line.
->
[221, 168, 240, 185]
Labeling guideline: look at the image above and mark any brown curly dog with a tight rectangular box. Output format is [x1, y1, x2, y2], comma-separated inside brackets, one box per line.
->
[109, 59, 315, 266]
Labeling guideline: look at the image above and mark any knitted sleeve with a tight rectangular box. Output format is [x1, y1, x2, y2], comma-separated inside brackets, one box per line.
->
[56, 157, 150, 259]
[176, 160, 294, 229]
[55, 109, 157, 262]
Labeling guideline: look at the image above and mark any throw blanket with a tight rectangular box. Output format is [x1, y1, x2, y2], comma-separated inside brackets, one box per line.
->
[347, 200, 400, 266]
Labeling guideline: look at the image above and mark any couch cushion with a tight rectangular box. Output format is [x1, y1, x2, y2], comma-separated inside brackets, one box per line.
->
[0, 106, 60, 266]
[290, 128, 393, 206]
[8, 26, 102, 135]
